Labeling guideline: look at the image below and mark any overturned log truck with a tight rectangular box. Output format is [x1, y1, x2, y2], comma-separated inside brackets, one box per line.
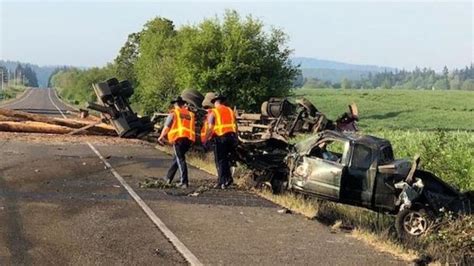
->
[87, 78, 359, 142]
[87, 78, 154, 138]
[236, 97, 359, 141]
[236, 131, 473, 240]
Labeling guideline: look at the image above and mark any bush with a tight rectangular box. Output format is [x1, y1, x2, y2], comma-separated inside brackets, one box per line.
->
[423, 213, 474, 264]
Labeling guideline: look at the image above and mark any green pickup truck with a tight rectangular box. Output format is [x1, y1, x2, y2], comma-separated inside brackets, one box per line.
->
[236, 130, 472, 239]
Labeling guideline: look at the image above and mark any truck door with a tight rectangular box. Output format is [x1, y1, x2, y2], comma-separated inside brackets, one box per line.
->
[291, 139, 348, 200]
[341, 143, 374, 207]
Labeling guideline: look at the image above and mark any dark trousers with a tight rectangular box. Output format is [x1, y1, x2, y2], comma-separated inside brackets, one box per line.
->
[213, 133, 237, 185]
[166, 138, 192, 184]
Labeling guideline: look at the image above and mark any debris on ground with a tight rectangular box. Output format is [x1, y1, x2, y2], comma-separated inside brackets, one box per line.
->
[187, 184, 213, 197]
[330, 220, 354, 233]
[138, 178, 174, 189]
[277, 208, 292, 214]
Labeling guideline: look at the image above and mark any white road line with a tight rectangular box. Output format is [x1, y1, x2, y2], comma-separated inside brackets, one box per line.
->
[48, 88, 67, 119]
[87, 142, 203, 266]
[0, 88, 34, 108]
[48, 88, 202, 265]
[52, 87, 78, 112]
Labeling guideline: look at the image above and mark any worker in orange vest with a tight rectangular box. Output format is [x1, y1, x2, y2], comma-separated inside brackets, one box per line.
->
[204, 94, 238, 189]
[158, 96, 196, 189]
[200, 92, 216, 145]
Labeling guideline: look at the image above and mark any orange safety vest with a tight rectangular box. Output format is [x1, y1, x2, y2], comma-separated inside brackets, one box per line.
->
[200, 109, 213, 143]
[212, 105, 237, 136]
[167, 107, 196, 144]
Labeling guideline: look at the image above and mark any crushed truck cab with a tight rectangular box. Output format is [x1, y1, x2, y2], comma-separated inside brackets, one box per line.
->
[236, 130, 473, 239]
[289, 131, 405, 212]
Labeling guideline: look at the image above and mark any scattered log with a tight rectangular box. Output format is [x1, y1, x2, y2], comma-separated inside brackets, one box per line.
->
[0, 115, 26, 122]
[0, 121, 73, 134]
[68, 121, 102, 135]
[0, 108, 116, 135]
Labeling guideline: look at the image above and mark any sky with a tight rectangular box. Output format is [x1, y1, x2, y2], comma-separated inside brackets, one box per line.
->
[0, 0, 472, 71]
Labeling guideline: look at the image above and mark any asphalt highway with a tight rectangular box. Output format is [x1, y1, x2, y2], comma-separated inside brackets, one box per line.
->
[0, 88, 408, 265]
[0, 88, 73, 117]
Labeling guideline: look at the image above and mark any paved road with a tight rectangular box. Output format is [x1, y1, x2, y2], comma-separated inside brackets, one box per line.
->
[0, 88, 408, 265]
[0, 88, 73, 116]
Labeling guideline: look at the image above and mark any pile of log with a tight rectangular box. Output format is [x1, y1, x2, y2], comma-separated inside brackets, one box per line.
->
[0, 108, 116, 136]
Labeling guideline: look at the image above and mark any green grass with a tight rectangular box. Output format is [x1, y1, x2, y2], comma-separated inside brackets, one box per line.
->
[0, 84, 26, 103]
[370, 129, 473, 191]
[294, 88, 474, 131]
[291, 88, 474, 191]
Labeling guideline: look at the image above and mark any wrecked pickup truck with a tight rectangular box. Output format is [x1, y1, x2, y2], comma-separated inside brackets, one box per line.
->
[236, 130, 473, 239]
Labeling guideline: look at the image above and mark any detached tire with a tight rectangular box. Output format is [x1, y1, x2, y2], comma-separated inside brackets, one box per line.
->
[395, 208, 432, 241]
[181, 89, 204, 108]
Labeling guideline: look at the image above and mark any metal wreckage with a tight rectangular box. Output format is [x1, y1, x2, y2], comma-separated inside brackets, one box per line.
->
[88, 78, 473, 239]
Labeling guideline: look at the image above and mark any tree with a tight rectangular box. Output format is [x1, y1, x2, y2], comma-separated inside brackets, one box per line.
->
[449, 75, 462, 90]
[433, 79, 449, 90]
[134, 17, 179, 114]
[381, 78, 392, 89]
[0, 66, 8, 83]
[50, 64, 116, 105]
[292, 71, 305, 88]
[442, 65, 450, 89]
[115, 32, 141, 84]
[175, 10, 299, 111]
[461, 79, 474, 91]
[23, 65, 39, 87]
[341, 78, 351, 89]
[14, 64, 38, 87]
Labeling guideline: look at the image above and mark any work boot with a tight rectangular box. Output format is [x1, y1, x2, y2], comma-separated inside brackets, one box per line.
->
[176, 183, 188, 189]
[225, 179, 234, 187]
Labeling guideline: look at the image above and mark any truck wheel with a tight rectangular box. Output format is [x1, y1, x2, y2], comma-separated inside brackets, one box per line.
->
[395, 208, 432, 241]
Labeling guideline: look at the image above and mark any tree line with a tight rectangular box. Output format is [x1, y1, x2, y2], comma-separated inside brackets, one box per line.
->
[50, 10, 299, 113]
[305, 64, 474, 90]
[0, 63, 39, 87]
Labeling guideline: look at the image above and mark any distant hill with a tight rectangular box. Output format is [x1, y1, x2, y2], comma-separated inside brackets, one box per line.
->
[0, 60, 70, 88]
[1, 57, 398, 86]
[292, 57, 397, 82]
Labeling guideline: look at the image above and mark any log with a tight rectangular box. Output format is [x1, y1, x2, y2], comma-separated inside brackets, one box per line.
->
[68, 121, 102, 135]
[237, 126, 254, 132]
[0, 121, 73, 134]
[249, 123, 270, 129]
[0, 115, 26, 122]
[0, 108, 116, 135]
[238, 113, 262, 121]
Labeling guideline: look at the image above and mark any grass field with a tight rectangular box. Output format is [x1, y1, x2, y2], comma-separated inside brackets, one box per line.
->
[292, 88, 474, 191]
[294, 88, 474, 131]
